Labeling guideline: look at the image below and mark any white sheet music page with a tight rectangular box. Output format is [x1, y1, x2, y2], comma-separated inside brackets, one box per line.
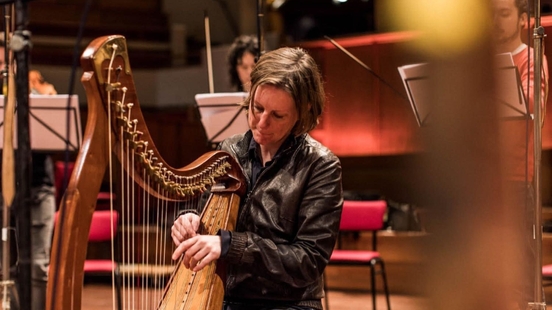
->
[398, 63, 430, 127]
[398, 55, 528, 127]
[0, 94, 82, 151]
[494, 52, 529, 119]
[195, 92, 249, 143]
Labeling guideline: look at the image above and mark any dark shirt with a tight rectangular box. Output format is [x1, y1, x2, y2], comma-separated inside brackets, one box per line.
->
[31, 153, 54, 187]
[247, 134, 296, 188]
[0, 152, 54, 188]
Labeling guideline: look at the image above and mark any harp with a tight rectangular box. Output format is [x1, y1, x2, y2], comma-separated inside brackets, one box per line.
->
[46, 35, 246, 310]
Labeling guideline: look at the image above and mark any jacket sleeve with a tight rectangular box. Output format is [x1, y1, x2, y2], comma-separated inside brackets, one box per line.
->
[223, 152, 343, 288]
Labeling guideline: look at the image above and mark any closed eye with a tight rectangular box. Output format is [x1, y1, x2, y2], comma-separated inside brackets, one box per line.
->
[272, 112, 284, 119]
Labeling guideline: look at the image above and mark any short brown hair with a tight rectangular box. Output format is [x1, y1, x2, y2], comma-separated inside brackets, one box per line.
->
[245, 47, 325, 136]
[515, 0, 528, 16]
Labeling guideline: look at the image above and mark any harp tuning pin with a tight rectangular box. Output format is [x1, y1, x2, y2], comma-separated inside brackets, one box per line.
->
[132, 119, 138, 132]
[105, 82, 121, 92]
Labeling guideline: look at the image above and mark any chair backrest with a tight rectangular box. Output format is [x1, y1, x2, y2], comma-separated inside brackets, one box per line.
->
[88, 210, 119, 242]
[339, 200, 387, 231]
[55, 210, 119, 242]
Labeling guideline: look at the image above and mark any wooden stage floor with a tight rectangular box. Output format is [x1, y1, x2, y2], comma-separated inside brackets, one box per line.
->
[80, 283, 428, 310]
[78, 282, 552, 310]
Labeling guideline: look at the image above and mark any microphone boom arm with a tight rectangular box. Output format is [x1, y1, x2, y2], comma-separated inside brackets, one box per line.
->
[323, 35, 409, 102]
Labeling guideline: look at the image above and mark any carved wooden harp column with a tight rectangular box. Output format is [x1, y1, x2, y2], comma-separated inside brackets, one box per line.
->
[46, 35, 246, 310]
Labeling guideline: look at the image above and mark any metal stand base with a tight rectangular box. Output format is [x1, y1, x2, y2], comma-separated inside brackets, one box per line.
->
[0, 280, 18, 310]
[526, 302, 546, 310]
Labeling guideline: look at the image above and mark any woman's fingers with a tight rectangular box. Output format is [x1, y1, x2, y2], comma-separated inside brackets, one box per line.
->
[171, 235, 221, 272]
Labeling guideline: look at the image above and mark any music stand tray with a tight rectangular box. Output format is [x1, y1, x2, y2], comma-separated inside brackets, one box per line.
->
[0, 94, 82, 152]
[398, 62, 430, 127]
[195, 92, 249, 144]
[494, 52, 530, 119]
[398, 54, 529, 127]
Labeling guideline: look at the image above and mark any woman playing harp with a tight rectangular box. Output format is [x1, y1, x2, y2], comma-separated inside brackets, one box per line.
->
[46, 35, 247, 310]
[171, 47, 343, 310]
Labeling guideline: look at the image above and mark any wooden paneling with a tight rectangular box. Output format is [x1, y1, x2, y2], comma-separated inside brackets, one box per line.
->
[26, 0, 171, 68]
[301, 32, 426, 156]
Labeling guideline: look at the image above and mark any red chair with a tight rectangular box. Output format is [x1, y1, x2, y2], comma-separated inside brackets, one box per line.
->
[54, 160, 75, 206]
[324, 200, 391, 310]
[54, 160, 115, 209]
[54, 210, 122, 310]
[542, 264, 552, 286]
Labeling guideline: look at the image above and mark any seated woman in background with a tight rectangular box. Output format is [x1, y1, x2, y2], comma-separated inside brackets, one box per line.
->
[29, 69, 57, 95]
[227, 35, 258, 92]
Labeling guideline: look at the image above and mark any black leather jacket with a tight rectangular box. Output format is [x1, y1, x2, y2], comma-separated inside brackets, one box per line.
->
[217, 131, 343, 309]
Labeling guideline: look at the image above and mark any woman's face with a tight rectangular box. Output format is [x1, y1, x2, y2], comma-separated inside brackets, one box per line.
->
[249, 84, 298, 153]
[236, 52, 256, 92]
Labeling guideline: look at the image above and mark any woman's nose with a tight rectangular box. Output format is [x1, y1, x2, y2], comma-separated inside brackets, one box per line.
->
[257, 112, 270, 128]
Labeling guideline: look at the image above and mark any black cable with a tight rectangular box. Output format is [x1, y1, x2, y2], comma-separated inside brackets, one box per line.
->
[48, 1, 93, 309]
[207, 105, 246, 146]
[324, 35, 410, 103]
[63, 0, 92, 192]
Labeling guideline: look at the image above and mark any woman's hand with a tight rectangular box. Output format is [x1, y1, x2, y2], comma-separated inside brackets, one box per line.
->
[171, 213, 200, 246]
[171, 235, 222, 272]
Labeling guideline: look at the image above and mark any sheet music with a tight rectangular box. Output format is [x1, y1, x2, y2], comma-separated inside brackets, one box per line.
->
[398, 54, 528, 127]
[195, 92, 249, 143]
[398, 63, 430, 127]
[0, 94, 82, 151]
[494, 52, 529, 118]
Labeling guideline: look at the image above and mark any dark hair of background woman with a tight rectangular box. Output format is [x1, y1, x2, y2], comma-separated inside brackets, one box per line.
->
[227, 35, 259, 91]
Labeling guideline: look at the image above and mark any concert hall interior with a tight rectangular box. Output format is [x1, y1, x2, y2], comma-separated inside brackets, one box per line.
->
[7, 0, 552, 309]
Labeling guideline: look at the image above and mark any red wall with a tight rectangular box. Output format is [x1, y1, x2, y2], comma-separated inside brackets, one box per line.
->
[299, 19, 552, 156]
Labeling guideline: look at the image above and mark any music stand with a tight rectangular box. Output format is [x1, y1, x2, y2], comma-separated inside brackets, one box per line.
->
[398, 62, 431, 127]
[195, 92, 249, 146]
[0, 94, 82, 152]
[494, 52, 530, 119]
[398, 54, 529, 127]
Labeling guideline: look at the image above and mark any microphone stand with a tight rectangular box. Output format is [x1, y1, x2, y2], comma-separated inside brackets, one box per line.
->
[323, 35, 409, 103]
[0, 4, 17, 309]
[12, 0, 32, 309]
[531, 0, 546, 308]
[204, 0, 265, 148]
[257, 0, 265, 55]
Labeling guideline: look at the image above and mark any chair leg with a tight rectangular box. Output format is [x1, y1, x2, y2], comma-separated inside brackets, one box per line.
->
[115, 266, 123, 310]
[379, 260, 391, 310]
[370, 262, 377, 310]
[370, 259, 392, 310]
[323, 271, 330, 310]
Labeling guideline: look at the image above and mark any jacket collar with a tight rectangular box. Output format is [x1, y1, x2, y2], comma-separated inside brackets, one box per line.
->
[234, 130, 306, 160]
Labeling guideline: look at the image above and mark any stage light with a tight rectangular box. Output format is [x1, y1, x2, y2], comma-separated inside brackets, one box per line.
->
[383, 0, 490, 57]
[272, 0, 285, 9]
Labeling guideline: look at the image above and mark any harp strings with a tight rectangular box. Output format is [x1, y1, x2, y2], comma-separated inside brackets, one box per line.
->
[106, 43, 119, 309]
[157, 194, 230, 310]
[100, 39, 237, 309]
